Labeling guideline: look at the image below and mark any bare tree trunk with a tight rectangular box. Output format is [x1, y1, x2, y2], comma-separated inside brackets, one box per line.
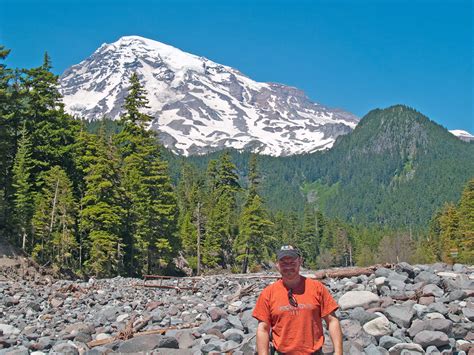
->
[242, 244, 250, 274]
[44, 178, 59, 262]
[21, 228, 26, 251]
[196, 202, 202, 276]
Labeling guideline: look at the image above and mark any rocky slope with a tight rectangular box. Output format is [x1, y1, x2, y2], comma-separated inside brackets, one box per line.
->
[1, 262, 473, 354]
[59, 36, 358, 156]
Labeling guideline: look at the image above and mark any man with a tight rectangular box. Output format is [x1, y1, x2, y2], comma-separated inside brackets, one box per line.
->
[253, 245, 343, 355]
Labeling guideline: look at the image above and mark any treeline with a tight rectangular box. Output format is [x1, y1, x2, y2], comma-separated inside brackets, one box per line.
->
[1, 47, 473, 279]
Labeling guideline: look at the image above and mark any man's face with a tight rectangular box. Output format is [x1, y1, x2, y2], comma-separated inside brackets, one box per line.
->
[276, 256, 301, 279]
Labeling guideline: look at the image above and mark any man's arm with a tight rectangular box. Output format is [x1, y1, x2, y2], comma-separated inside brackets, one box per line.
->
[256, 321, 270, 355]
[323, 311, 343, 355]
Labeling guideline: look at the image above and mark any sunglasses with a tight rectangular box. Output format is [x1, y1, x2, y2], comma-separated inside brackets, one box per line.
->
[288, 288, 298, 307]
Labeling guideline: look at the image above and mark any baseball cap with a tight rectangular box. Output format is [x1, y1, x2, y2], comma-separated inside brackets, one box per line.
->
[277, 245, 301, 260]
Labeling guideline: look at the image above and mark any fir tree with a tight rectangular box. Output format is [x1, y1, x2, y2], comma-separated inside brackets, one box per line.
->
[235, 194, 273, 273]
[12, 123, 34, 251]
[80, 132, 124, 277]
[115, 73, 178, 275]
[0, 46, 16, 239]
[457, 179, 474, 263]
[202, 152, 240, 268]
[438, 203, 460, 263]
[20, 53, 79, 185]
[31, 166, 77, 270]
[298, 205, 322, 267]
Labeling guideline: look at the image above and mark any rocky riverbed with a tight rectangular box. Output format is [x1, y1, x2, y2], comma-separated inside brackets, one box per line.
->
[0, 261, 473, 354]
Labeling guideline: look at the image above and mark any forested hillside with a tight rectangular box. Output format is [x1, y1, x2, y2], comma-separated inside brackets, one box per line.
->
[1, 47, 472, 278]
[170, 106, 474, 230]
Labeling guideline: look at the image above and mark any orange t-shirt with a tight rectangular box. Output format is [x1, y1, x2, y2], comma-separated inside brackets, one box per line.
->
[252, 277, 339, 354]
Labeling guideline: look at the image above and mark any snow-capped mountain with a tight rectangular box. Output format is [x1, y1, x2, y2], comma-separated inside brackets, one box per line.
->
[60, 35, 358, 156]
[449, 129, 474, 142]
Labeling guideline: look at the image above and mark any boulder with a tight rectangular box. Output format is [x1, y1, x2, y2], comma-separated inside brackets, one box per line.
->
[363, 315, 392, 337]
[338, 291, 380, 310]
[384, 303, 415, 328]
[388, 342, 425, 355]
[413, 330, 449, 349]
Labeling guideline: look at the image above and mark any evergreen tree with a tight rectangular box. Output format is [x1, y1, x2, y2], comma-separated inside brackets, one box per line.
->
[80, 132, 124, 277]
[247, 154, 260, 200]
[438, 203, 460, 263]
[31, 166, 77, 270]
[0, 46, 16, 239]
[457, 179, 474, 263]
[202, 152, 240, 268]
[12, 123, 34, 251]
[21, 53, 79, 185]
[115, 73, 178, 275]
[176, 163, 206, 274]
[235, 194, 273, 273]
[298, 205, 322, 267]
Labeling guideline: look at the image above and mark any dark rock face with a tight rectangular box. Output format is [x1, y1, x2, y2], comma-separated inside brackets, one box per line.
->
[0, 262, 473, 354]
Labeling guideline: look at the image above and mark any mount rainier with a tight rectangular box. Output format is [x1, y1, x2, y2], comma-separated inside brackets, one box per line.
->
[60, 35, 359, 156]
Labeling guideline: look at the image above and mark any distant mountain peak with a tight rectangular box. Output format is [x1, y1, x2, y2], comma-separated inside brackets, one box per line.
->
[60, 35, 358, 156]
[449, 129, 474, 142]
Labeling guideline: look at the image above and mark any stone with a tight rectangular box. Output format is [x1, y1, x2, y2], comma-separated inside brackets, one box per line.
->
[158, 336, 179, 348]
[408, 319, 452, 338]
[462, 307, 474, 321]
[50, 341, 79, 354]
[363, 315, 392, 337]
[118, 334, 163, 353]
[415, 271, 440, 284]
[49, 298, 64, 308]
[116, 314, 129, 323]
[419, 296, 435, 305]
[384, 303, 415, 328]
[413, 330, 449, 349]
[340, 319, 363, 339]
[388, 342, 425, 355]
[422, 284, 444, 298]
[427, 303, 449, 316]
[338, 291, 380, 310]
[425, 312, 445, 320]
[448, 289, 467, 302]
[208, 307, 227, 322]
[364, 343, 389, 355]
[228, 301, 243, 313]
[165, 330, 195, 349]
[0, 324, 20, 336]
[350, 307, 380, 325]
[375, 277, 387, 287]
[222, 329, 244, 343]
[379, 335, 403, 349]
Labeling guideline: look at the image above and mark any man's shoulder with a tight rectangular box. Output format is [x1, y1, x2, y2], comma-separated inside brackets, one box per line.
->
[260, 278, 283, 294]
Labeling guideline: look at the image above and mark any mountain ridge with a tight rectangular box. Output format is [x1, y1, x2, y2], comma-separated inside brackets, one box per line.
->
[167, 105, 474, 228]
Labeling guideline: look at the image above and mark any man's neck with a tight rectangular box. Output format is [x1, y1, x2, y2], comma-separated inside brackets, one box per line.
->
[282, 274, 303, 289]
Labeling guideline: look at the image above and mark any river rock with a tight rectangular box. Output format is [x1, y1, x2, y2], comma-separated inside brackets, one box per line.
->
[363, 315, 392, 337]
[339, 291, 380, 310]
[413, 330, 449, 348]
[384, 302, 415, 328]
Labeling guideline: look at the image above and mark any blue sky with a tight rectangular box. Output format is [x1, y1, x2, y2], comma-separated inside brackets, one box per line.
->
[1, 0, 472, 132]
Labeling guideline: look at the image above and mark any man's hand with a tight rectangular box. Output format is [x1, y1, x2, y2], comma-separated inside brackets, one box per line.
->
[324, 311, 343, 355]
[256, 321, 270, 355]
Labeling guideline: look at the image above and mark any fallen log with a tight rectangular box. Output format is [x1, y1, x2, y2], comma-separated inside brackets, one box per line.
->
[225, 264, 394, 281]
[310, 265, 392, 280]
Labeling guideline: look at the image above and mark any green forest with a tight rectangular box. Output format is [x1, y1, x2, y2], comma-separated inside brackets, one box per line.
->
[1, 46, 473, 278]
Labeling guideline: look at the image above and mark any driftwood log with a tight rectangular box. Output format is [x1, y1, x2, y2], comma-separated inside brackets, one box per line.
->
[226, 264, 393, 281]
